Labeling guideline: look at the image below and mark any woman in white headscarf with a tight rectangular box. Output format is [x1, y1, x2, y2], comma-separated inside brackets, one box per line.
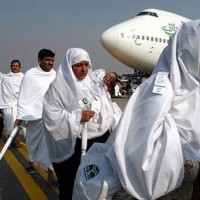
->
[105, 19, 200, 200]
[43, 48, 121, 199]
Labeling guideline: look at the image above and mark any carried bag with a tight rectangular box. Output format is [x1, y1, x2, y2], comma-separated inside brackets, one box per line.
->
[72, 143, 121, 200]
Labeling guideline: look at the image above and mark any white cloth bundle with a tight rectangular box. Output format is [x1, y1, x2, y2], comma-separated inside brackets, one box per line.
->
[73, 20, 200, 200]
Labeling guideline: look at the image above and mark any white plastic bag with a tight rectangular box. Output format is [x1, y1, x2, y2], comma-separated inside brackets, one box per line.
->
[72, 143, 121, 200]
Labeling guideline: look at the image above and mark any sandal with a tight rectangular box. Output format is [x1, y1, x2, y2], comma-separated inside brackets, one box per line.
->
[26, 166, 36, 174]
[12, 142, 22, 148]
[48, 180, 59, 189]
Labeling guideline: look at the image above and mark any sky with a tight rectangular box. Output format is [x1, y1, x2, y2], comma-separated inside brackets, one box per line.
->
[0, 0, 200, 75]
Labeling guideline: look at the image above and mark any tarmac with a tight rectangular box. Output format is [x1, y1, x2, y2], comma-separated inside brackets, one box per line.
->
[112, 96, 129, 111]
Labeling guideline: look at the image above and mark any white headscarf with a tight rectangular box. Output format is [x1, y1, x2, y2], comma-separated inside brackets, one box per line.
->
[57, 48, 93, 102]
[107, 19, 200, 199]
[43, 48, 115, 162]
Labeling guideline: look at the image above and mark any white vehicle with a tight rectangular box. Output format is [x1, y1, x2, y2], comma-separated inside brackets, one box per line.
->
[101, 8, 190, 73]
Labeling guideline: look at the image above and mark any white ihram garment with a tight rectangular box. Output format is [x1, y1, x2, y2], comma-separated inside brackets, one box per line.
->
[17, 66, 56, 170]
[0, 72, 24, 135]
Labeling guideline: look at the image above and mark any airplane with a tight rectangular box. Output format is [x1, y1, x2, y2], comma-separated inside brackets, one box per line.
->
[100, 8, 190, 73]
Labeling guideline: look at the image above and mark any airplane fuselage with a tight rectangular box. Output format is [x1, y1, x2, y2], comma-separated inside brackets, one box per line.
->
[101, 9, 190, 73]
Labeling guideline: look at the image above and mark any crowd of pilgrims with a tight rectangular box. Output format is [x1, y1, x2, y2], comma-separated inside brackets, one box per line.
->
[1, 19, 200, 200]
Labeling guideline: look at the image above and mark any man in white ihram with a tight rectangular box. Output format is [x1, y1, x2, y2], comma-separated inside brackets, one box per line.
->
[0, 60, 24, 147]
[14, 49, 58, 187]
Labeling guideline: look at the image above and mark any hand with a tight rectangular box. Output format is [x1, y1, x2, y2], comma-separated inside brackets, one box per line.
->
[81, 110, 95, 122]
[14, 119, 22, 127]
[103, 72, 117, 85]
[103, 72, 118, 92]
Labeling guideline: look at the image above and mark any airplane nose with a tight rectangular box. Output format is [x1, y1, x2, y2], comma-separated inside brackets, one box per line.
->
[100, 27, 118, 53]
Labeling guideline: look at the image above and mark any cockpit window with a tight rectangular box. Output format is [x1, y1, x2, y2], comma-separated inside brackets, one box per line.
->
[136, 11, 158, 17]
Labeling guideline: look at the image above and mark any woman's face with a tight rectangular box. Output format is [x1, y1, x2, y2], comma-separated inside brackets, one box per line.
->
[72, 61, 89, 80]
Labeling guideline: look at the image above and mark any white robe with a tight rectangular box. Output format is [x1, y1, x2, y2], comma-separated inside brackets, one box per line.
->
[17, 66, 56, 121]
[17, 65, 56, 170]
[0, 72, 24, 134]
[24, 119, 52, 170]
[43, 48, 120, 163]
